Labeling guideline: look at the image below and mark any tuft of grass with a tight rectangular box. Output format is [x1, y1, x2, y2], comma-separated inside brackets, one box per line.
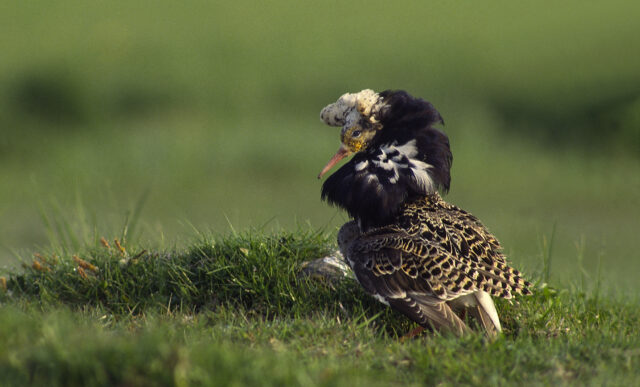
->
[3, 230, 398, 328]
[1, 230, 639, 385]
[541, 222, 557, 284]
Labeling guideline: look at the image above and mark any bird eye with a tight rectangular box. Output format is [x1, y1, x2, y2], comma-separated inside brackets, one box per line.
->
[352, 130, 361, 138]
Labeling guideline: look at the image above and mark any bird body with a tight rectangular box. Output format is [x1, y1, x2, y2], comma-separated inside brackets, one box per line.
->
[318, 89, 532, 337]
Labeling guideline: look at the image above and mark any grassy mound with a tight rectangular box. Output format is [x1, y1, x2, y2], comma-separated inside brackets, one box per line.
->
[1, 231, 639, 386]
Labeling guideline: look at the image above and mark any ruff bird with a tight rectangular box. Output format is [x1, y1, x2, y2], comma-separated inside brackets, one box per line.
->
[318, 89, 532, 337]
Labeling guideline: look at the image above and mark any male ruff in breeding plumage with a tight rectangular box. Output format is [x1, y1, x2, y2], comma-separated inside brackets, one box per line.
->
[317, 89, 532, 338]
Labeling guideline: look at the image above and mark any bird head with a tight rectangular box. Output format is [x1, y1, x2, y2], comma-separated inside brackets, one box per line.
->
[317, 89, 386, 178]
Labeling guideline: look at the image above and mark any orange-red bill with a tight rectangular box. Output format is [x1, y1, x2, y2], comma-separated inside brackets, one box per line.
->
[317, 145, 351, 179]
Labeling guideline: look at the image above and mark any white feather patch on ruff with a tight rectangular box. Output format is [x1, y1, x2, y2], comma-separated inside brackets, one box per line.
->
[377, 140, 436, 192]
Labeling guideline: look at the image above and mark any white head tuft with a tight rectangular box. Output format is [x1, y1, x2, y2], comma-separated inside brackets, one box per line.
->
[319, 89, 385, 128]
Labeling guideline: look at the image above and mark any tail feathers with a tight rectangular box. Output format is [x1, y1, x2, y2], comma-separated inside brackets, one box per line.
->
[468, 291, 502, 338]
[424, 301, 471, 337]
[450, 291, 502, 338]
[386, 291, 502, 338]
[389, 295, 471, 337]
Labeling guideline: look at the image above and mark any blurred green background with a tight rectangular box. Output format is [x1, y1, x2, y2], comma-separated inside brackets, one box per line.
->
[1, 1, 639, 291]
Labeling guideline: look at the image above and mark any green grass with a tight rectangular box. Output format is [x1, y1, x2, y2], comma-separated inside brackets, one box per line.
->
[1, 2, 639, 384]
[1, 230, 639, 386]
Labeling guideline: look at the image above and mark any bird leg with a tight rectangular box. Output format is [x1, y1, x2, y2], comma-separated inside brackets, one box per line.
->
[399, 326, 425, 342]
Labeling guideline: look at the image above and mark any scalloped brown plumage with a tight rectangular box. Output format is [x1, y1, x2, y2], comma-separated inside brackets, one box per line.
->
[338, 193, 532, 337]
